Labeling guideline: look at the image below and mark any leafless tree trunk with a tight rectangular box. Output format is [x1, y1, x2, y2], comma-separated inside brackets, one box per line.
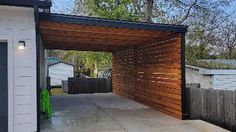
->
[146, 0, 154, 23]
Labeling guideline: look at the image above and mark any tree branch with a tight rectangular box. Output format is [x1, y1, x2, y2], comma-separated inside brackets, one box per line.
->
[177, 0, 198, 24]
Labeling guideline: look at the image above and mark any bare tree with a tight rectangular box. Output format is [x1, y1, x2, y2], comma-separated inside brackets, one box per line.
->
[71, 0, 236, 59]
[145, 0, 154, 22]
[176, 0, 198, 24]
[215, 21, 236, 59]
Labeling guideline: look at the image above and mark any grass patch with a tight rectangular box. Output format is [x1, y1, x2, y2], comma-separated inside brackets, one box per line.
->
[51, 88, 67, 95]
[41, 89, 52, 119]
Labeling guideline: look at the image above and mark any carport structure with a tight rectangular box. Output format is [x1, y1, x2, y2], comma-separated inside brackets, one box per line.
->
[38, 13, 188, 119]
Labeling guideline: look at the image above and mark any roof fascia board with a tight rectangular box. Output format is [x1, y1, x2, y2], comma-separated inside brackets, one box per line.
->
[201, 69, 236, 75]
[186, 65, 236, 75]
[39, 13, 188, 33]
[0, 0, 51, 8]
[37, 1, 52, 8]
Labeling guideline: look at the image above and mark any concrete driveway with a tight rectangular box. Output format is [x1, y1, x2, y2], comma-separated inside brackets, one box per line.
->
[41, 93, 228, 132]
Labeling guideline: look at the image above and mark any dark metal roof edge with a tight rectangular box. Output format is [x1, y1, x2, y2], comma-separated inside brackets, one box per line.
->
[39, 13, 188, 33]
[48, 61, 75, 67]
[0, 0, 51, 8]
[38, 1, 52, 8]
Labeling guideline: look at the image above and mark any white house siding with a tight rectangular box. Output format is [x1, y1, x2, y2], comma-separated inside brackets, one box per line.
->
[186, 65, 236, 90]
[213, 75, 236, 90]
[186, 67, 213, 88]
[49, 63, 74, 86]
[0, 6, 37, 132]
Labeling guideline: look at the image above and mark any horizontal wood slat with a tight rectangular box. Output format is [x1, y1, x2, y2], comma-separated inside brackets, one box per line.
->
[40, 21, 175, 38]
[112, 34, 182, 119]
[41, 30, 160, 42]
[39, 21, 177, 51]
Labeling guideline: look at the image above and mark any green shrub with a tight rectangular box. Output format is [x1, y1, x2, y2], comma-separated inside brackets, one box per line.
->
[187, 60, 236, 69]
[40, 89, 52, 119]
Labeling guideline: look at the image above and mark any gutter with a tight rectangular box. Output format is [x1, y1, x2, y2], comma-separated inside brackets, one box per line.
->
[186, 65, 236, 75]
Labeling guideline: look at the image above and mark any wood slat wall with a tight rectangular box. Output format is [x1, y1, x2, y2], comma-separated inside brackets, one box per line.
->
[112, 34, 183, 119]
[39, 21, 175, 51]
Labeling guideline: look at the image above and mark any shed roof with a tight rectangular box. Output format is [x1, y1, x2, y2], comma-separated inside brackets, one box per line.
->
[48, 57, 75, 66]
[186, 65, 236, 75]
[47, 57, 61, 65]
[201, 59, 236, 66]
[39, 13, 188, 51]
[48, 61, 75, 67]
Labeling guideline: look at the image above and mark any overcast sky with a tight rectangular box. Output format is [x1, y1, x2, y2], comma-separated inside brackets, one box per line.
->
[51, 0, 74, 14]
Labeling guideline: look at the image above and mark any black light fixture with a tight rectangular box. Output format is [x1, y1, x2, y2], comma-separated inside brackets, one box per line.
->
[18, 41, 25, 50]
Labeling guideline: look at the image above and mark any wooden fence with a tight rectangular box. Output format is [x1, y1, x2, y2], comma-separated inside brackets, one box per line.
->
[62, 80, 68, 93]
[186, 87, 236, 131]
[68, 78, 112, 94]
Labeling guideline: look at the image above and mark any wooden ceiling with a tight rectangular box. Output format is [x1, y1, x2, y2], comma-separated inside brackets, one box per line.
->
[39, 21, 177, 52]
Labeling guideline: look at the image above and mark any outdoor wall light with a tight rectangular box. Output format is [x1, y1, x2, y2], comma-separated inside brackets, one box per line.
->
[18, 41, 25, 50]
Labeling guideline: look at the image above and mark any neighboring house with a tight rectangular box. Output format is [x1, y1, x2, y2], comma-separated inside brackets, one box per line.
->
[47, 57, 60, 65]
[186, 65, 236, 90]
[0, 1, 188, 132]
[48, 57, 75, 87]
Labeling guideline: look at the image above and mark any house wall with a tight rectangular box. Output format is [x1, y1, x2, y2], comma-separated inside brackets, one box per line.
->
[49, 63, 74, 86]
[113, 34, 183, 119]
[186, 67, 212, 89]
[186, 66, 236, 90]
[0, 5, 37, 132]
[213, 75, 236, 90]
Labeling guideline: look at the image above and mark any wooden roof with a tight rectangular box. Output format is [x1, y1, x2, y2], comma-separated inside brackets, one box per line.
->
[39, 13, 188, 51]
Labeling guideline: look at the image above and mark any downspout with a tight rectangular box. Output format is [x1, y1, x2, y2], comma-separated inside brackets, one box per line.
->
[34, 4, 41, 132]
[181, 33, 189, 119]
